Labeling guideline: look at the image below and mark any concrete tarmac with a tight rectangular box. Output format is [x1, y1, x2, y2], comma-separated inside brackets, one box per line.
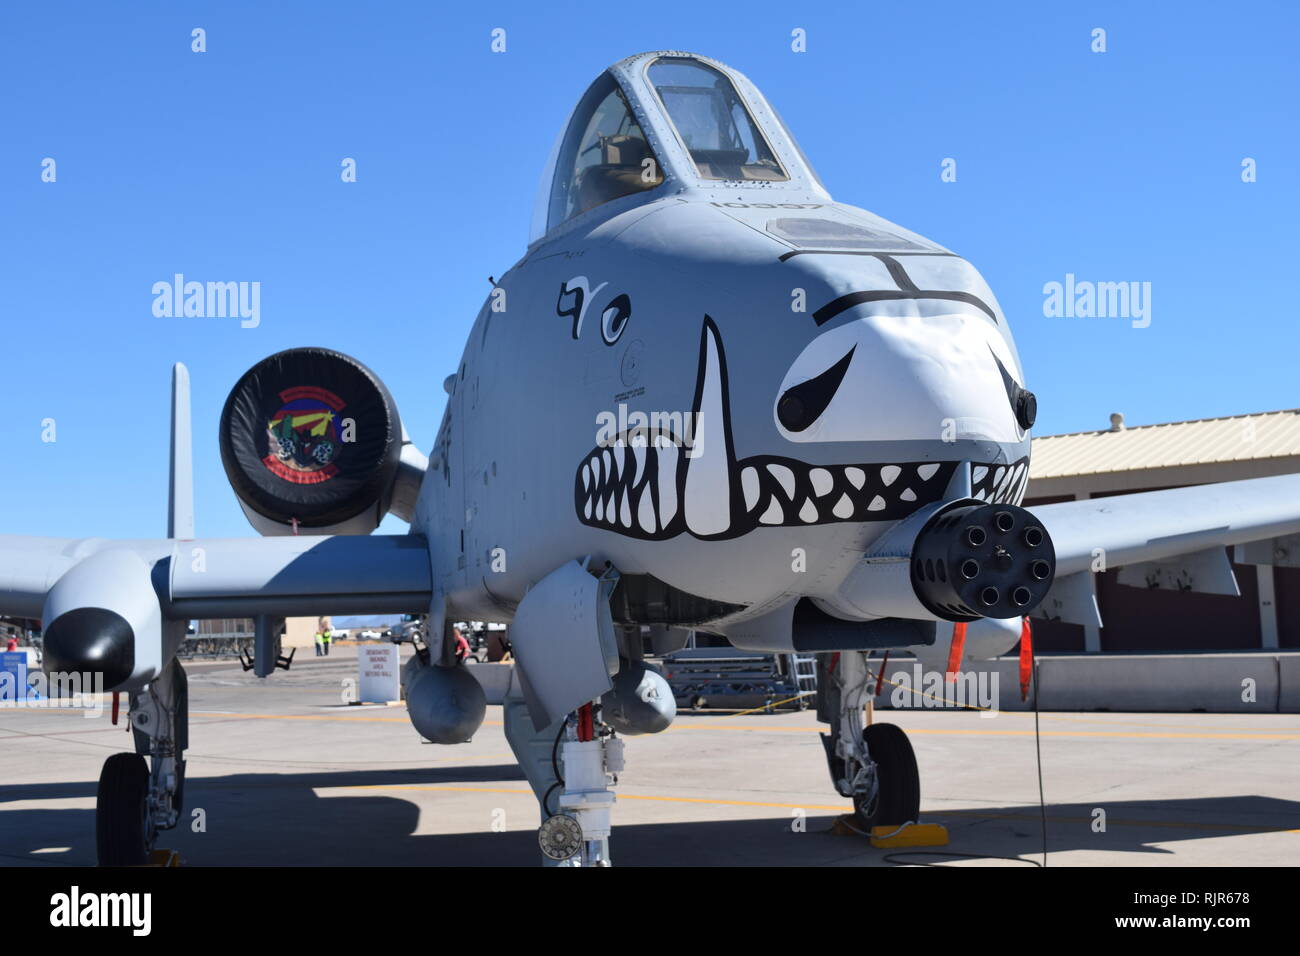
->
[2, 649, 1297, 867]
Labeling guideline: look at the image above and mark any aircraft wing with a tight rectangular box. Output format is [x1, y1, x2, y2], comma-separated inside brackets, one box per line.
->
[0, 533, 433, 620]
[0, 532, 433, 688]
[1027, 472, 1300, 626]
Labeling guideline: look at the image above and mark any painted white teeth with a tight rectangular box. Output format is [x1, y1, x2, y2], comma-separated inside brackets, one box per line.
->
[768, 463, 796, 500]
[631, 443, 646, 486]
[657, 441, 678, 525]
[995, 468, 1013, 499]
[741, 466, 761, 511]
[637, 489, 656, 532]
[581, 439, 1022, 534]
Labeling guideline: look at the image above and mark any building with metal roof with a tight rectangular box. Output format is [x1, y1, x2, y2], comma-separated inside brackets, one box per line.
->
[1026, 410, 1300, 654]
[1029, 408, 1300, 499]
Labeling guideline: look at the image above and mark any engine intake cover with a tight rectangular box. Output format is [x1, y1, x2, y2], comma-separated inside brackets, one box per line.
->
[220, 348, 401, 530]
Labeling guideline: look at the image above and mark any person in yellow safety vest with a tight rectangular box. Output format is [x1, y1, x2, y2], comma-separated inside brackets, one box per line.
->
[320, 627, 332, 656]
[315, 616, 333, 657]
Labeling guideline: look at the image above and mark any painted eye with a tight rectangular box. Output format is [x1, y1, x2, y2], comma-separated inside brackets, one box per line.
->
[777, 346, 855, 432]
[990, 347, 1037, 430]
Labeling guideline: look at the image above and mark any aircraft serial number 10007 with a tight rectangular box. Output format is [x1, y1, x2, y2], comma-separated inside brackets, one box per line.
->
[5, 52, 1299, 866]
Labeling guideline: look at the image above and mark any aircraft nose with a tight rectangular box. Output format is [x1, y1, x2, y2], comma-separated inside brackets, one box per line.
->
[41, 607, 135, 688]
[775, 311, 1024, 445]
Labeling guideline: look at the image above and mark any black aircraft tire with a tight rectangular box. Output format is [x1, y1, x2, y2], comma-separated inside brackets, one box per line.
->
[96, 753, 149, 866]
[853, 723, 920, 829]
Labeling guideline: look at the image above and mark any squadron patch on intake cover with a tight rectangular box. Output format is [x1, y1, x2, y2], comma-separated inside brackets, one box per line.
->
[263, 386, 345, 484]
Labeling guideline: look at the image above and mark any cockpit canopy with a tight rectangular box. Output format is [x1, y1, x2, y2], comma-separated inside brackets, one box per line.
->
[647, 57, 787, 183]
[546, 73, 663, 230]
[530, 52, 825, 244]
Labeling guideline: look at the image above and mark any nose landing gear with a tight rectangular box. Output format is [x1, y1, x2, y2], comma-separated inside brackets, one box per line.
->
[819, 651, 920, 829]
[852, 722, 920, 828]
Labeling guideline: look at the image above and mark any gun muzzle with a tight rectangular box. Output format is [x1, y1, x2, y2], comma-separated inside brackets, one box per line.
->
[826, 501, 1056, 623]
[910, 503, 1055, 621]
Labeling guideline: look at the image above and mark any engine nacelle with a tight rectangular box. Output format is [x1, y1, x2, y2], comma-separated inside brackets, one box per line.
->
[402, 656, 487, 744]
[220, 348, 424, 536]
[41, 549, 183, 692]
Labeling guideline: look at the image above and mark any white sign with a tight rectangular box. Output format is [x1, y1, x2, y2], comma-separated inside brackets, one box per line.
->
[357, 644, 401, 703]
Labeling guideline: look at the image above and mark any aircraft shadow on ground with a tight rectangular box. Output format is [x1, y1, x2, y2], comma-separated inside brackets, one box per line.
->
[1, 767, 1295, 866]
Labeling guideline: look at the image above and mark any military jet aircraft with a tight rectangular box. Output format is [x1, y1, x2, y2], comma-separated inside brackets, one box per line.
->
[4, 51, 1299, 867]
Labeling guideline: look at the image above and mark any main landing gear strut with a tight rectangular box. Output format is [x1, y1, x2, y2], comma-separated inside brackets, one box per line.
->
[505, 682, 624, 867]
[537, 702, 623, 867]
[96, 659, 188, 866]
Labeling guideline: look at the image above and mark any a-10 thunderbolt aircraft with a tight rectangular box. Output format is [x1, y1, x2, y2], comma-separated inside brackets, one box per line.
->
[5, 51, 1300, 867]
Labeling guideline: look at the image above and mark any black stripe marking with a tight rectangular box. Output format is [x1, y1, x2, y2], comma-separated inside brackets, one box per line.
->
[878, 255, 919, 293]
[812, 290, 998, 327]
[778, 249, 956, 262]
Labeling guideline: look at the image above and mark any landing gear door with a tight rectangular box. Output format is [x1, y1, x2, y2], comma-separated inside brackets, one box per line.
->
[510, 561, 620, 730]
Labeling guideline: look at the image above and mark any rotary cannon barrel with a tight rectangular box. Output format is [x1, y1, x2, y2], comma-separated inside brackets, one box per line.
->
[910, 503, 1055, 622]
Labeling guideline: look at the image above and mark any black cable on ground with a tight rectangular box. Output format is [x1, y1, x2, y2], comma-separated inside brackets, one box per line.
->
[866, 648, 1050, 868]
[1032, 656, 1047, 866]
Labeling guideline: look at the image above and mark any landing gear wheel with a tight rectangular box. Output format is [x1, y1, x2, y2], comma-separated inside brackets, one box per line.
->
[852, 723, 920, 829]
[96, 753, 150, 866]
[538, 813, 583, 862]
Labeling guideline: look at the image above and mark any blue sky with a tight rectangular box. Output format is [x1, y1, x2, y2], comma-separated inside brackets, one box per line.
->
[1, 1, 1296, 539]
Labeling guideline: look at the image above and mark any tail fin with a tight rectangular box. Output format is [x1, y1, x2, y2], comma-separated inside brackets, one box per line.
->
[168, 362, 195, 539]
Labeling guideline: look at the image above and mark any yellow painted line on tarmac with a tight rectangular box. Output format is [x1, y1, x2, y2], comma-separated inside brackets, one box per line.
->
[671, 723, 1300, 740]
[902, 728, 1300, 740]
[10, 708, 1299, 740]
[327, 782, 848, 812]
[942, 809, 1300, 835]
[190, 710, 504, 727]
[20, 707, 1297, 740]
[616, 793, 845, 811]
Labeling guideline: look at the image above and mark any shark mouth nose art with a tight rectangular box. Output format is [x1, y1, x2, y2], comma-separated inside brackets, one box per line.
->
[572, 317, 1029, 541]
